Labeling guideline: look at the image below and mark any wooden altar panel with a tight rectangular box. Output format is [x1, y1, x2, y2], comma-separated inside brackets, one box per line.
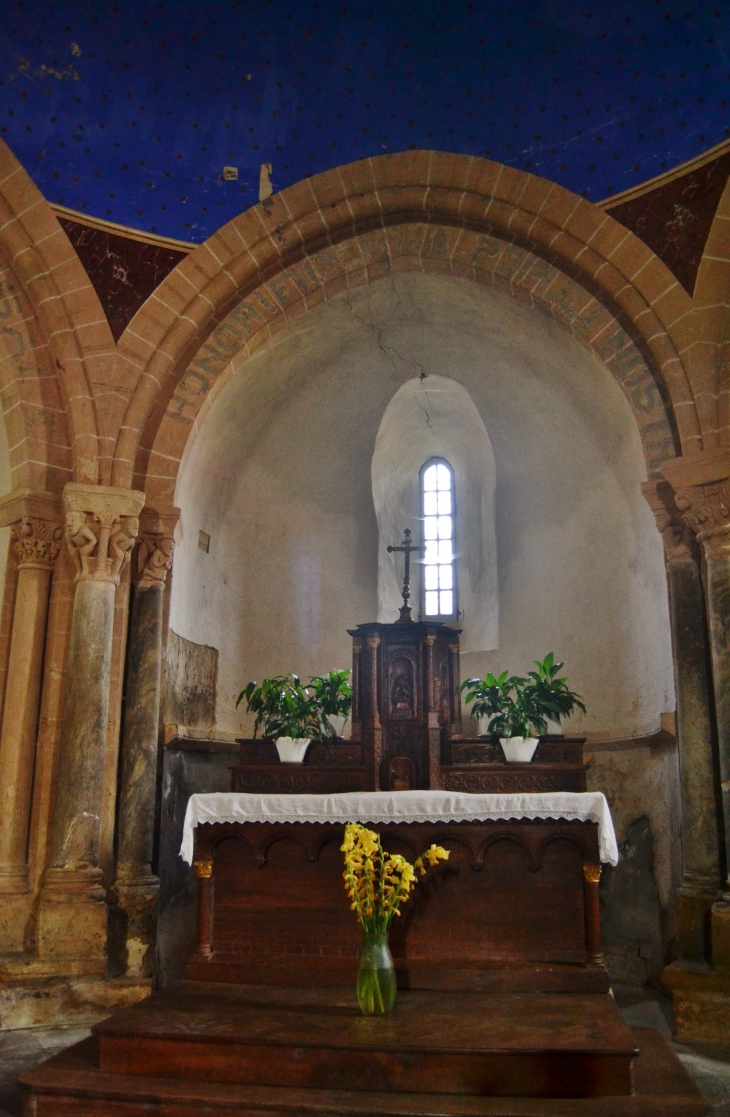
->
[187, 818, 605, 991]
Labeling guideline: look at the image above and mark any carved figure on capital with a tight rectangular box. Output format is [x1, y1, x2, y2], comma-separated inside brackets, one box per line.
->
[674, 481, 730, 557]
[109, 516, 139, 581]
[642, 479, 698, 566]
[65, 511, 98, 580]
[137, 534, 174, 589]
[13, 516, 64, 569]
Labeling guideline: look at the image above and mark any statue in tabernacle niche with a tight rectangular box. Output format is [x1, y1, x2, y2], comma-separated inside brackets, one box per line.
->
[137, 535, 174, 588]
[109, 516, 139, 581]
[65, 510, 98, 579]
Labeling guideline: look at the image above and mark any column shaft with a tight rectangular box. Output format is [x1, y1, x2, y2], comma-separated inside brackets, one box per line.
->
[47, 577, 116, 876]
[0, 566, 53, 889]
[643, 480, 723, 959]
[0, 504, 63, 954]
[38, 483, 144, 965]
[702, 547, 730, 889]
[667, 554, 723, 953]
[113, 580, 165, 977]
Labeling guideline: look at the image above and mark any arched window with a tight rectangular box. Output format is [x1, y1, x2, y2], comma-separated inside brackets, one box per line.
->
[421, 458, 456, 619]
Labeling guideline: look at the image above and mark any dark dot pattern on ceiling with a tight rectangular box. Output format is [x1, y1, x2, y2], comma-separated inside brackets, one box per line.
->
[3, 0, 727, 244]
[607, 153, 730, 296]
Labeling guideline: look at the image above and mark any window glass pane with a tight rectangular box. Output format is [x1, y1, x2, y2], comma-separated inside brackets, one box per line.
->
[421, 459, 455, 619]
[423, 465, 438, 491]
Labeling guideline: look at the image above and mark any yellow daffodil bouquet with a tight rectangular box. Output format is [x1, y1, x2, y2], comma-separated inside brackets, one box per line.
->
[341, 822, 449, 1014]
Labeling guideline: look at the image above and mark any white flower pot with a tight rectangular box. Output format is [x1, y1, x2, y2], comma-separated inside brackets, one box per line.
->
[500, 736, 540, 763]
[326, 714, 349, 739]
[545, 716, 563, 736]
[274, 737, 312, 763]
[477, 715, 493, 737]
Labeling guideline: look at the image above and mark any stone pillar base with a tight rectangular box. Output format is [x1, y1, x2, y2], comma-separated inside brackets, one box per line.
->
[0, 892, 32, 953]
[663, 958, 730, 1047]
[37, 868, 108, 962]
[111, 875, 159, 978]
[677, 885, 722, 962]
[0, 971, 151, 1030]
[712, 901, 730, 968]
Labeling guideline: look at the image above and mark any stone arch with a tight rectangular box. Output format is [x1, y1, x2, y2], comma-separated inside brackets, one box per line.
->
[114, 151, 698, 497]
[135, 224, 680, 507]
[0, 257, 72, 492]
[0, 139, 114, 485]
[693, 175, 730, 447]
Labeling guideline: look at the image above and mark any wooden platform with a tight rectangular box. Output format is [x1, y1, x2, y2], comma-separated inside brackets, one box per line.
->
[90, 984, 636, 1098]
[20, 1009, 710, 1116]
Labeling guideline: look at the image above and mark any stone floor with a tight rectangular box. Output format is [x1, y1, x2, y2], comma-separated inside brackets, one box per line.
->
[0, 985, 728, 1115]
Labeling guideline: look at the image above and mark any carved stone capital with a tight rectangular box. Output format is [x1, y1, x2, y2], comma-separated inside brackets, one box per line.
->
[663, 450, 730, 561]
[641, 480, 697, 565]
[63, 483, 145, 585]
[0, 491, 64, 571]
[12, 516, 65, 570]
[136, 534, 175, 589]
[673, 482, 730, 559]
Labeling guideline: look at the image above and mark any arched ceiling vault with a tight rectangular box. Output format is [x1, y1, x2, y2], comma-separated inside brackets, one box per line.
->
[1, 147, 727, 493]
[113, 152, 699, 501]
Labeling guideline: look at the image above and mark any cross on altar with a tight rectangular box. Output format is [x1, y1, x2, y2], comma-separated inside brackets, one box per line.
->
[387, 527, 423, 623]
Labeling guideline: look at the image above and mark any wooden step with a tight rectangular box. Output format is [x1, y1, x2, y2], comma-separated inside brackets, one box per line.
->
[187, 957, 611, 993]
[20, 1028, 710, 1116]
[91, 983, 637, 1099]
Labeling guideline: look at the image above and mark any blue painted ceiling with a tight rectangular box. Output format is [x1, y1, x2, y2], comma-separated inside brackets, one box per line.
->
[1, 0, 728, 243]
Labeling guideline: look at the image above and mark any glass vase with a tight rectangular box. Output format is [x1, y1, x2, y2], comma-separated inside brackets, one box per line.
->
[356, 931, 396, 1015]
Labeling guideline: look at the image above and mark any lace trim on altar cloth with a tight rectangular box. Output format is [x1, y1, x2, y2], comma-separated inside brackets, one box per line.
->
[180, 790, 619, 867]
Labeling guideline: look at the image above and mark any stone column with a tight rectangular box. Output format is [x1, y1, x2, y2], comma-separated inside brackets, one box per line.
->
[642, 480, 722, 960]
[113, 519, 175, 977]
[0, 495, 63, 952]
[37, 483, 144, 966]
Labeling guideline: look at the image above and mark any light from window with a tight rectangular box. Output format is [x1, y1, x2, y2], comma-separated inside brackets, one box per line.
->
[422, 461, 455, 617]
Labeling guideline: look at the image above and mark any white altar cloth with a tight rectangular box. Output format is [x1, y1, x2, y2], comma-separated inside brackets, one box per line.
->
[180, 790, 618, 867]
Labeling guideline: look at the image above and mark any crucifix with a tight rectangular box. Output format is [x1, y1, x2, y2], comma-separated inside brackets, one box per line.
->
[387, 528, 423, 623]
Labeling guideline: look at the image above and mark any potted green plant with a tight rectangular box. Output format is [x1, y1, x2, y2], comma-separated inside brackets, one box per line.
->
[461, 654, 586, 762]
[522, 652, 586, 735]
[307, 669, 352, 738]
[236, 674, 318, 762]
[461, 671, 547, 762]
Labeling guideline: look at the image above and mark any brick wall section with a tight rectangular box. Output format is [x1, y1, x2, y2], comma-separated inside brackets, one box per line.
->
[113, 152, 699, 501]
